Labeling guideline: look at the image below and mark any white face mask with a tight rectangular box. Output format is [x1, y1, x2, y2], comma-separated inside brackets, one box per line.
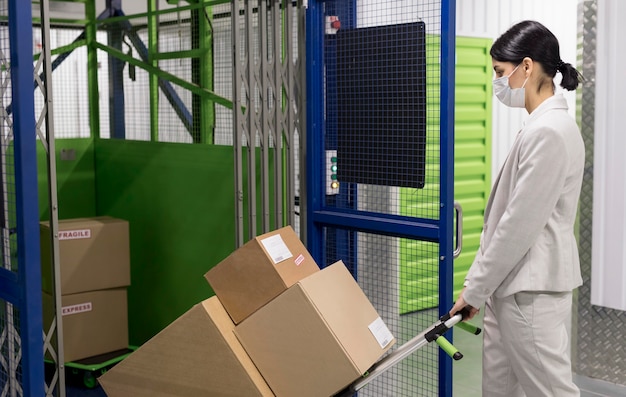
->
[493, 64, 529, 108]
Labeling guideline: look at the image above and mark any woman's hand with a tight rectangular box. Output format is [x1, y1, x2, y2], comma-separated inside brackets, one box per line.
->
[449, 287, 479, 320]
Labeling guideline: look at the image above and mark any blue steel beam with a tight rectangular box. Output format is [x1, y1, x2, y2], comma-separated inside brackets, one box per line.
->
[304, 0, 325, 263]
[8, 0, 45, 395]
[108, 16, 126, 138]
[438, 1, 457, 397]
[312, 209, 440, 243]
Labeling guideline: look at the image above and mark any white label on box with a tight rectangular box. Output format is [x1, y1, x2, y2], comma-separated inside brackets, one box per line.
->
[62, 302, 93, 316]
[260, 234, 293, 264]
[58, 229, 92, 240]
[368, 317, 394, 349]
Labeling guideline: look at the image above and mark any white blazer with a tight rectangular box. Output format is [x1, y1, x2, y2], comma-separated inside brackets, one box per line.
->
[462, 94, 585, 309]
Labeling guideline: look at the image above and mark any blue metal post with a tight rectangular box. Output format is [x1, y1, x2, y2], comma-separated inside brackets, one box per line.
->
[107, 0, 126, 139]
[304, 0, 325, 264]
[8, 0, 44, 395]
[439, 0, 456, 396]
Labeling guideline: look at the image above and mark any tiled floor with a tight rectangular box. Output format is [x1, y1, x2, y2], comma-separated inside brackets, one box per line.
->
[452, 311, 626, 397]
[452, 310, 484, 397]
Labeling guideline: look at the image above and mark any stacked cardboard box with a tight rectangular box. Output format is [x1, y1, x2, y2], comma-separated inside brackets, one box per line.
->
[99, 226, 395, 397]
[234, 260, 396, 397]
[40, 216, 131, 362]
[204, 225, 321, 324]
[98, 296, 274, 397]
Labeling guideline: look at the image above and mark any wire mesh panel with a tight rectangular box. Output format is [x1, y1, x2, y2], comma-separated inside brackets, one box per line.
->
[325, 1, 443, 218]
[336, 21, 427, 189]
[0, 15, 17, 279]
[92, 2, 231, 144]
[0, 300, 21, 396]
[311, 0, 454, 395]
[90, 1, 302, 243]
[33, 28, 92, 140]
[230, 0, 302, 243]
[326, 230, 441, 396]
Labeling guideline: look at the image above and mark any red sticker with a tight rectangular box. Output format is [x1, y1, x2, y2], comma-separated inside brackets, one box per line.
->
[294, 254, 305, 266]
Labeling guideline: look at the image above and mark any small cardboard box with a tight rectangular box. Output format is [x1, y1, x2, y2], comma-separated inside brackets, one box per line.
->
[40, 216, 131, 295]
[205, 226, 319, 324]
[98, 296, 274, 397]
[43, 288, 129, 363]
[235, 261, 396, 397]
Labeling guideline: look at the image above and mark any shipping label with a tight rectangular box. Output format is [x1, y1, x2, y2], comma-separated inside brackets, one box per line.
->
[260, 234, 293, 264]
[368, 317, 394, 349]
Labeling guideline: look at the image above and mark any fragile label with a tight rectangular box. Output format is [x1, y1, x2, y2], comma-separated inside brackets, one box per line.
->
[62, 302, 93, 316]
[368, 317, 394, 349]
[58, 229, 91, 240]
[294, 254, 305, 266]
[260, 234, 293, 264]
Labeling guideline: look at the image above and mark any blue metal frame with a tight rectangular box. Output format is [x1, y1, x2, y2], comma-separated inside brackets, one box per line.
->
[304, 0, 325, 263]
[305, 1, 456, 396]
[2, 1, 45, 396]
[322, 1, 356, 274]
[439, 1, 457, 396]
[107, 0, 127, 139]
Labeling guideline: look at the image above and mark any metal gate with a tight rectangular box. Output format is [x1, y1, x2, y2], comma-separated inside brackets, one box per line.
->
[304, 1, 457, 396]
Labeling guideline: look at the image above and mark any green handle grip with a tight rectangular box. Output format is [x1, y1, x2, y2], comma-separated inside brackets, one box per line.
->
[456, 321, 482, 335]
[435, 336, 463, 360]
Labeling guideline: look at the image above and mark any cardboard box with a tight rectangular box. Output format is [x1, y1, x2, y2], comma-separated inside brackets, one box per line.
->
[205, 226, 319, 324]
[40, 216, 131, 295]
[99, 296, 274, 397]
[235, 261, 396, 397]
[43, 288, 129, 362]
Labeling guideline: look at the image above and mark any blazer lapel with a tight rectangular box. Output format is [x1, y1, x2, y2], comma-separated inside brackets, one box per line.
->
[484, 130, 521, 221]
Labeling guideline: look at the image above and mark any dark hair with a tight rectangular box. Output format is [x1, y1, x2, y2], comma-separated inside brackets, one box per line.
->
[490, 20, 583, 91]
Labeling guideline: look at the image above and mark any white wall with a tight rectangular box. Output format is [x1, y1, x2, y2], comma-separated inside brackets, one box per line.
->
[591, 0, 626, 311]
[38, 1, 181, 22]
[456, 0, 579, 180]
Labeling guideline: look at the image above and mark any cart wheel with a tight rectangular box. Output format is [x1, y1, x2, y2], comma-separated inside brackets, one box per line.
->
[83, 371, 97, 389]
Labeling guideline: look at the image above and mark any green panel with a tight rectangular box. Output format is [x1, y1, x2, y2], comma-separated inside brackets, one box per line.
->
[93, 140, 235, 345]
[37, 138, 97, 220]
[400, 36, 492, 313]
[452, 36, 493, 300]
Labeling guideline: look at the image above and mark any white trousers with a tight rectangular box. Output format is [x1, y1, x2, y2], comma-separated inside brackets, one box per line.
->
[482, 292, 579, 397]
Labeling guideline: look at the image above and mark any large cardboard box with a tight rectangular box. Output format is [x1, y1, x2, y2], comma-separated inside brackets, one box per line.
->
[99, 296, 274, 397]
[43, 288, 129, 362]
[235, 261, 396, 397]
[205, 226, 319, 324]
[40, 216, 131, 295]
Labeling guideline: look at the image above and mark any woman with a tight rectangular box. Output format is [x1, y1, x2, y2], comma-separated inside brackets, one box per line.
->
[449, 20, 584, 396]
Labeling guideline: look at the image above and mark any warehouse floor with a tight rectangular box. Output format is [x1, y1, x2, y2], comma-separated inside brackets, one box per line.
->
[55, 309, 625, 397]
[451, 311, 626, 397]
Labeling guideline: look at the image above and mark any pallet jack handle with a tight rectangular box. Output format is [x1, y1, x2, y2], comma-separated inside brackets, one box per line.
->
[432, 309, 481, 360]
[334, 309, 481, 396]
